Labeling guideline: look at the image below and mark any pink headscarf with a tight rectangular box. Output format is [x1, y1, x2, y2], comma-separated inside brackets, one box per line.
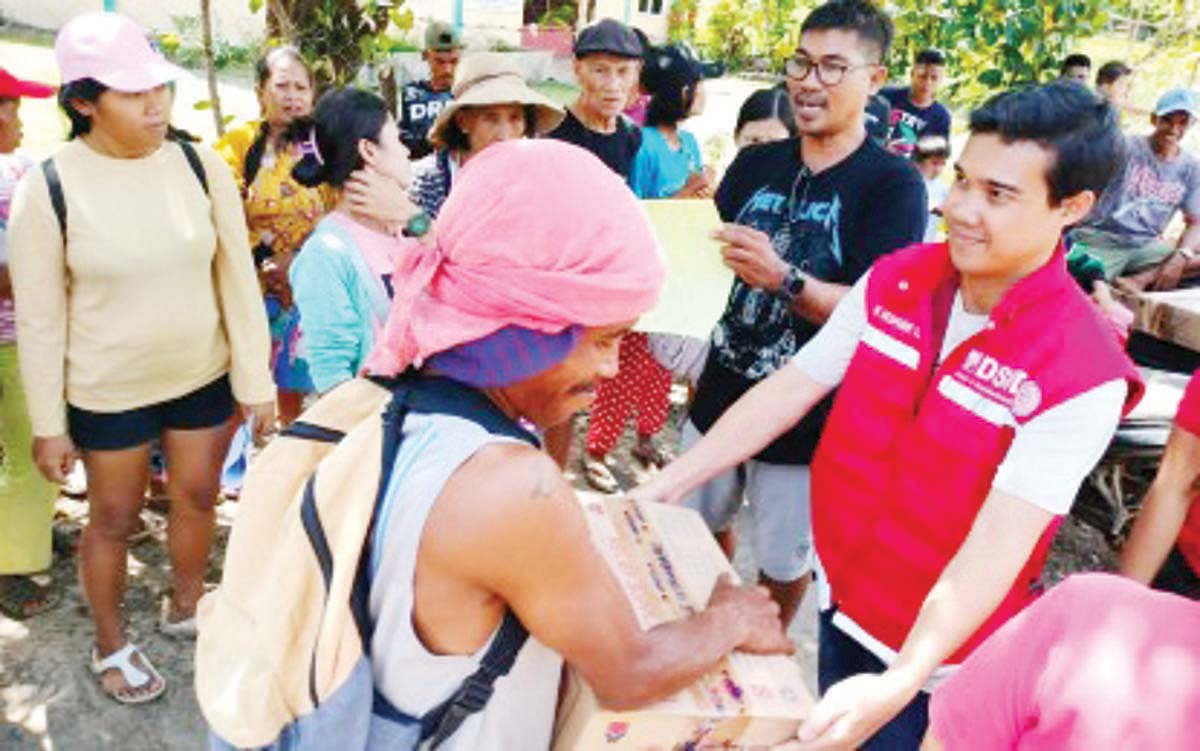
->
[366, 139, 666, 376]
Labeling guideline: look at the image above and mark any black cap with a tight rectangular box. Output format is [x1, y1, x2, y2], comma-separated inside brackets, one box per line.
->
[574, 19, 643, 59]
[641, 43, 723, 95]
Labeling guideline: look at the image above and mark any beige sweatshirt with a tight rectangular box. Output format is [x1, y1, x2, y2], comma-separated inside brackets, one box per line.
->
[8, 138, 274, 437]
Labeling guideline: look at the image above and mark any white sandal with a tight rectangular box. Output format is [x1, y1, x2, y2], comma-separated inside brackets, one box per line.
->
[90, 643, 166, 705]
[159, 596, 198, 639]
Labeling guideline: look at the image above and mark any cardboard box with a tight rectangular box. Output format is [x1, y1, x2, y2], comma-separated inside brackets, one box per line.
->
[553, 494, 812, 751]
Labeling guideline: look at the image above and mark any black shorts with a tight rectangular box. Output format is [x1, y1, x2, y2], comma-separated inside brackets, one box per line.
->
[67, 374, 235, 451]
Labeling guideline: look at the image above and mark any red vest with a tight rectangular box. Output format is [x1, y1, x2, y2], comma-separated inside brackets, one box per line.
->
[1177, 503, 1200, 575]
[1174, 371, 1200, 575]
[811, 243, 1142, 663]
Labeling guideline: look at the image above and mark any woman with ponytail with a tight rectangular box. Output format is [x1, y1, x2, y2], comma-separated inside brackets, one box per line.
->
[214, 46, 328, 424]
[288, 87, 422, 394]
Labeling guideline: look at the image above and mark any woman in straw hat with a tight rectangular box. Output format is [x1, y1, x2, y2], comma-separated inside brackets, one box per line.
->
[7, 12, 274, 703]
[408, 53, 564, 219]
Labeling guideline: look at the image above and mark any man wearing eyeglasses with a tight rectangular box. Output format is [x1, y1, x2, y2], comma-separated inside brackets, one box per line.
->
[679, 0, 926, 631]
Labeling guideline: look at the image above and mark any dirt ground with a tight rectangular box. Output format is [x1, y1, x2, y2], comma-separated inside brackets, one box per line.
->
[0, 392, 1120, 751]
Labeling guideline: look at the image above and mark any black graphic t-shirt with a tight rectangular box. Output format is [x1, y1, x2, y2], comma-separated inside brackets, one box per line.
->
[880, 86, 952, 159]
[547, 110, 642, 180]
[689, 136, 927, 464]
[399, 81, 454, 160]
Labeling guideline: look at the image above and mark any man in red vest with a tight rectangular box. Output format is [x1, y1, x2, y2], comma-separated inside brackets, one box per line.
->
[1120, 369, 1200, 596]
[634, 82, 1143, 750]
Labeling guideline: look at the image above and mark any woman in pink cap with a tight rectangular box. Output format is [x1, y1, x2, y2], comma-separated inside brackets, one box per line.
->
[0, 68, 59, 622]
[7, 13, 274, 704]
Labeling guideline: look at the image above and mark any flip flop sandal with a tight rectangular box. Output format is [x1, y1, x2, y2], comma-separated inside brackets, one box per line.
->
[0, 576, 60, 621]
[90, 643, 166, 705]
[582, 454, 620, 494]
[159, 596, 198, 640]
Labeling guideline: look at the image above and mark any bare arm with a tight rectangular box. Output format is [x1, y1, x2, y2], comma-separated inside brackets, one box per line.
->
[1119, 425, 1200, 583]
[1177, 215, 1200, 254]
[714, 223, 851, 325]
[796, 489, 1054, 750]
[635, 363, 833, 505]
[433, 445, 793, 710]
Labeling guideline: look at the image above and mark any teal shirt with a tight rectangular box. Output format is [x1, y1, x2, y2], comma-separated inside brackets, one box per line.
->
[629, 126, 703, 199]
[289, 217, 391, 393]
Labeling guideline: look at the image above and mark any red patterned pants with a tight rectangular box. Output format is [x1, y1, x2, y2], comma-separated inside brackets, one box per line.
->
[584, 332, 672, 457]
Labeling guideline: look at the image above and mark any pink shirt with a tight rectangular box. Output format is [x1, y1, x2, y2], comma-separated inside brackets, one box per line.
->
[929, 573, 1200, 751]
[326, 210, 403, 282]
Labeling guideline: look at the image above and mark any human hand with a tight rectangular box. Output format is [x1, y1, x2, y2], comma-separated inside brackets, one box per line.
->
[678, 170, 714, 199]
[1151, 251, 1189, 291]
[706, 574, 794, 655]
[713, 224, 788, 292]
[343, 166, 417, 230]
[242, 401, 278, 446]
[33, 434, 78, 484]
[788, 671, 921, 750]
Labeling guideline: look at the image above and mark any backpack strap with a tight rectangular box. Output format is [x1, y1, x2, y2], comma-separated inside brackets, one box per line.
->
[410, 610, 528, 748]
[41, 159, 67, 239]
[39, 137, 208, 243]
[177, 138, 210, 196]
[357, 374, 537, 748]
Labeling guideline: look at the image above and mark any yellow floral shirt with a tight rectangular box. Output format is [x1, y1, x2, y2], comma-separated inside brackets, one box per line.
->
[214, 120, 333, 255]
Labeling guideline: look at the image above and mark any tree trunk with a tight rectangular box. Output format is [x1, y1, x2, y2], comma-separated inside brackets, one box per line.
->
[200, 0, 225, 137]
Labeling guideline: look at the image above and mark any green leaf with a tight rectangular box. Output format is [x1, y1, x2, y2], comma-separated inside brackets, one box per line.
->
[248, 0, 264, 13]
[978, 68, 1004, 87]
[193, 99, 213, 111]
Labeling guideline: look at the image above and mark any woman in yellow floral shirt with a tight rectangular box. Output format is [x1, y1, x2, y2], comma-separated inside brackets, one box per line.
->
[215, 47, 330, 424]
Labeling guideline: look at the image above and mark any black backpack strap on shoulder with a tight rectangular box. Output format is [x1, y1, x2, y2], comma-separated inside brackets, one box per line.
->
[41, 158, 67, 240]
[278, 420, 346, 443]
[175, 138, 209, 196]
[420, 609, 530, 749]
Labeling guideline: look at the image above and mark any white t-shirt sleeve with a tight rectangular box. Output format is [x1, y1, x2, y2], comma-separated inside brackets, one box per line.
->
[992, 378, 1127, 514]
[790, 270, 871, 387]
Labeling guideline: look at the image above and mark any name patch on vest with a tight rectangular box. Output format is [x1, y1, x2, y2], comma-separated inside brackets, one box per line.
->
[944, 349, 1042, 424]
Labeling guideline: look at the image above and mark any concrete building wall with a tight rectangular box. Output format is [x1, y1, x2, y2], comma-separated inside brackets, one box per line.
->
[406, 0, 523, 48]
[1, 0, 265, 45]
[591, 0, 671, 42]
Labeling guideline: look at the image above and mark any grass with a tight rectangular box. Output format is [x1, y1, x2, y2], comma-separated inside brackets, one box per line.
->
[531, 80, 580, 107]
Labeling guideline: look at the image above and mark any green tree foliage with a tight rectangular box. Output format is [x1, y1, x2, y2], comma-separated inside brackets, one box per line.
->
[249, 0, 413, 90]
[695, 0, 807, 72]
[886, 0, 1111, 107]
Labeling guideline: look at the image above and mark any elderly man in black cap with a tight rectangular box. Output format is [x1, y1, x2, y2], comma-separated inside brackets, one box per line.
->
[547, 18, 644, 180]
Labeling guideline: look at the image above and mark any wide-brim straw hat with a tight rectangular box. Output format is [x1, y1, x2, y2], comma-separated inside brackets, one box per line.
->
[428, 53, 564, 149]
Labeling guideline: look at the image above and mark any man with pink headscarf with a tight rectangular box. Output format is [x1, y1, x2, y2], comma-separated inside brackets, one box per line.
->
[358, 140, 792, 749]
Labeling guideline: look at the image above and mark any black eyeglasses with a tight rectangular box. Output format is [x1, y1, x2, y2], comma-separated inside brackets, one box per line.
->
[785, 55, 876, 86]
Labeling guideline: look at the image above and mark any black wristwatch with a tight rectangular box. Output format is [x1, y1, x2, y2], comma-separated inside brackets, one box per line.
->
[775, 265, 807, 303]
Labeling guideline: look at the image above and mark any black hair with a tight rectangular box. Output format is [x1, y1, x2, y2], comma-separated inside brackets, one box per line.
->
[1096, 60, 1132, 87]
[1060, 53, 1092, 74]
[912, 135, 949, 162]
[914, 48, 945, 67]
[246, 46, 315, 189]
[801, 0, 894, 64]
[59, 78, 108, 138]
[968, 81, 1124, 206]
[440, 105, 538, 153]
[735, 88, 798, 139]
[645, 74, 698, 127]
[291, 87, 390, 189]
[57, 77, 196, 142]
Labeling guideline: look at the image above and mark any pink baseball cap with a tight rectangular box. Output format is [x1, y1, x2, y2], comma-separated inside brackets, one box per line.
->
[55, 12, 186, 92]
